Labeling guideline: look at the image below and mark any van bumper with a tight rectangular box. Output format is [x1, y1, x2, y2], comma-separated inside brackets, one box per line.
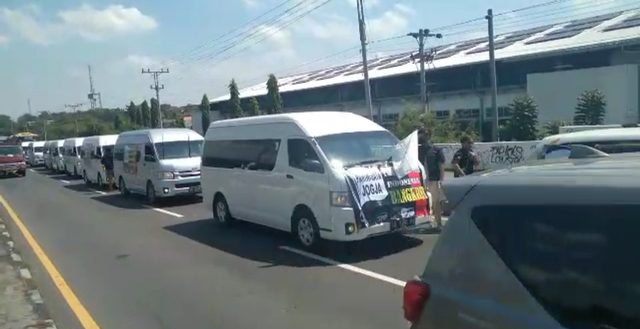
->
[156, 177, 202, 197]
[324, 207, 431, 241]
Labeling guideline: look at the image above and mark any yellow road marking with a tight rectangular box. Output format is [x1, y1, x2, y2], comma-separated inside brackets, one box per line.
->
[0, 194, 101, 329]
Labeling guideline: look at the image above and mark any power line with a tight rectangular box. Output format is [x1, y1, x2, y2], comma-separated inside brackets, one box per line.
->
[408, 29, 442, 113]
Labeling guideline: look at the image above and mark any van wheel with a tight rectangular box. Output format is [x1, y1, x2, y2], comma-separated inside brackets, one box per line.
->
[292, 210, 321, 250]
[83, 170, 90, 185]
[145, 181, 157, 205]
[213, 196, 233, 226]
[119, 177, 130, 196]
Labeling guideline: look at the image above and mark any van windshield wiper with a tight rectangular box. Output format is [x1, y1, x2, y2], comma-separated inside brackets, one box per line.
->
[344, 157, 392, 168]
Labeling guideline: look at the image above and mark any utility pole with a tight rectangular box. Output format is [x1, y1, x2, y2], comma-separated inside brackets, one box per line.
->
[142, 68, 169, 128]
[408, 29, 442, 113]
[356, 0, 374, 121]
[486, 9, 499, 141]
[65, 103, 82, 136]
[27, 99, 32, 114]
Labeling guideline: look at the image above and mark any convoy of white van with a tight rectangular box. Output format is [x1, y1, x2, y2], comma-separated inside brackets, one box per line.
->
[25, 112, 437, 250]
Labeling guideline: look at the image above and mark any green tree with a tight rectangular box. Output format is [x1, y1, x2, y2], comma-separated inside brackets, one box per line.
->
[140, 100, 151, 128]
[113, 114, 123, 131]
[574, 89, 606, 125]
[504, 95, 539, 141]
[126, 101, 137, 124]
[247, 97, 261, 116]
[542, 120, 570, 137]
[200, 94, 211, 134]
[228, 79, 243, 118]
[265, 74, 283, 114]
[150, 98, 160, 128]
[175, 116, 185, 128]
[393, 103, 478, 142]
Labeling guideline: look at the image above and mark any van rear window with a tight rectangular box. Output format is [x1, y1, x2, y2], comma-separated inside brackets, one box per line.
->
[472, 205, 640, 329]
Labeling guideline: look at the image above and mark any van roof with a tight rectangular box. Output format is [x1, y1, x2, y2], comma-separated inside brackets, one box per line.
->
[542, 127, 640, 144]
[63, 137, 85, 146]
[208, 111, 385, 137]
[118, 128, 203, 142]
[83, 134, 119, 144]
[31, 141, 45, 147]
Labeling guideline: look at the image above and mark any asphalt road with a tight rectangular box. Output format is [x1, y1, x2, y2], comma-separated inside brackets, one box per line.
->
[0, 167, 442, 329]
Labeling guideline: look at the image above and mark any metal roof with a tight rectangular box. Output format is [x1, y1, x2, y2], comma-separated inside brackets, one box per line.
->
[212, 9, 640, 103]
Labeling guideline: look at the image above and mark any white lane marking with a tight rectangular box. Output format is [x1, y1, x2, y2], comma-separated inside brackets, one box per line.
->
[279, 246, 406, 287]
[60, 180, 70, 184]
[29, 169, 35, 173]
[144, 206, 184, 218]
[89, 189, 107, 195]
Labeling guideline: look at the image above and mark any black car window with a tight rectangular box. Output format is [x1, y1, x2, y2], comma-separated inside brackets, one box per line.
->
[472, 205, 640, 329]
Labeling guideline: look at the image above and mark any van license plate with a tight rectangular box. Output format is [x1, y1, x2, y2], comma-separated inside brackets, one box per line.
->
[189, 185, 201, 193]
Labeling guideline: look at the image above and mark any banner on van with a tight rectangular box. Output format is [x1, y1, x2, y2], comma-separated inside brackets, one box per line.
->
[344, 131, 429, 230]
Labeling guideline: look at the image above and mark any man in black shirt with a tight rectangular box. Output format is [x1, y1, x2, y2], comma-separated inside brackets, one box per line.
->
[101, 149, 115, 191]
[451, 135, 479, 177]
[417, 128, 446, 228]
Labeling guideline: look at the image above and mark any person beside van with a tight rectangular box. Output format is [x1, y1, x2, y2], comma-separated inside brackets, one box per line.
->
[418, 127, 445, 229]
[451, 135, 479, 177]
[101, 148, 115, 191]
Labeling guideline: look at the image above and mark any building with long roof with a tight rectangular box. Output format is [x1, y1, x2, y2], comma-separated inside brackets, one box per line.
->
[193, 10, 640, 140]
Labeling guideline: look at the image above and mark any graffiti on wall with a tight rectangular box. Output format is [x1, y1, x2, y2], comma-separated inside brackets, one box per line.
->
[435, 141, 539, 170]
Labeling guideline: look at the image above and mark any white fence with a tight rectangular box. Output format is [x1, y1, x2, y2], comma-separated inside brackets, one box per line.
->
[434, 141, 539, 170]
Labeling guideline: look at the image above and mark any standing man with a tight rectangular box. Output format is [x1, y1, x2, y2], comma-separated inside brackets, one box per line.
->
[101, 148, 115, 191]
[418, 127, 446, 229]
[451, 135, 479, 177]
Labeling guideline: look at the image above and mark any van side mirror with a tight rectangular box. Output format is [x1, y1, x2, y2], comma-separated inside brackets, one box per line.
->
[301, 159, 323, 173]
[144, 154, 156, 162]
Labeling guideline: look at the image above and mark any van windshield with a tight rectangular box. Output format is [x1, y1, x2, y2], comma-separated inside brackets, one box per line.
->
[34, 147, 44, 153]
[315, 130, 403, 167]
[155, 140, 203, 160]
[0, 146, 23, 155]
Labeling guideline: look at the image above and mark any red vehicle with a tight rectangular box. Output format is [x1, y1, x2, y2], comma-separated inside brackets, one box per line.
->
[0, 145, 27, 177]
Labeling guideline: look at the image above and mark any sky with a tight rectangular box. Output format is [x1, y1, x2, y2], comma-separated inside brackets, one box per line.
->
[0, 0, 636, 118]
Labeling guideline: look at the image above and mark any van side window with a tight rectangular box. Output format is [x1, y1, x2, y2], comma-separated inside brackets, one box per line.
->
[95, 147, 102, 158]
[471, 205, 640, 329]
[288, 139, 322, 170]
[114, 146, 124, 161]
[202, 139, 280, 171]
[144, 144, 155, 162]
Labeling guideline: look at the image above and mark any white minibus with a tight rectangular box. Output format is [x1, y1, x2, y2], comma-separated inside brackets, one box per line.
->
[81, 134, 118, 186]
[114, 129, 204, 204]
[43, 141, 52, 169]
[49, 140, 65, 173]
[201, 111, 431, 250]
[531, 126, 640, 160]
[27, 141, 45, 167]
[62, 137, 84, 177]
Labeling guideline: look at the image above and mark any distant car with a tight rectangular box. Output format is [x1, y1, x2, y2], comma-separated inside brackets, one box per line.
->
[403, 155, 640, 329]
[0, 145, 27, 177]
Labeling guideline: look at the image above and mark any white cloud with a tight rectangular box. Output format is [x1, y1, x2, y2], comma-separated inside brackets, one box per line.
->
[253, 24, 293, 46]
[367, 3, 412, 40]
[0, 34, 8, 44]
[242, 0, 261, 9]
[0, 4, 157, 45]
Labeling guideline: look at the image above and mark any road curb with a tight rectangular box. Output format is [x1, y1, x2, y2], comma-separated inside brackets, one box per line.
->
[0, 216, 58, 329]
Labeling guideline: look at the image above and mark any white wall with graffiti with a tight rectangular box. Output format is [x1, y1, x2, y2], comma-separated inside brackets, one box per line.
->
[435, 141, 539, 170]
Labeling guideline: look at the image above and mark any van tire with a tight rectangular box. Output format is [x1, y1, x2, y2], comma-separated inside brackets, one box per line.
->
[292, 209, 321, 251]
[145, 181, 157, 205]
[213, 196, 233, 226]
[119, 177, 130, 196]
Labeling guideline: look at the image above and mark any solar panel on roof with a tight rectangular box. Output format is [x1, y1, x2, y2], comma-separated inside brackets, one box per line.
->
[367, 59, 395, 70]
[433, 49, 458, 60]
[344, 68, 364, 76]
[602, 14, 640, 32]
[316, 71, 344, 81]
[377, 61, 409, 70]
[291, 77, 316, 85]
[467, 26, 552, 54]
[526, 12, 620, 44]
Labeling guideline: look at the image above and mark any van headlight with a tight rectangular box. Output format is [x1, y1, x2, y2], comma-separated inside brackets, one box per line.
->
[157, 171, 175, 179]
[330, 192, 351, 207]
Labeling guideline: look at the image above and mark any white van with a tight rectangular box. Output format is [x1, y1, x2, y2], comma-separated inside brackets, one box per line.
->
[62, 137, 84, 177]
[202, 111, 431, 250]
[532, 127, 640, 160]
[114, 129, 204, 204]
[49, 140, 65, 173]
[27, 141, 45, 167]
[43, 141, 52, 169]
[81, 134, 118, 186]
